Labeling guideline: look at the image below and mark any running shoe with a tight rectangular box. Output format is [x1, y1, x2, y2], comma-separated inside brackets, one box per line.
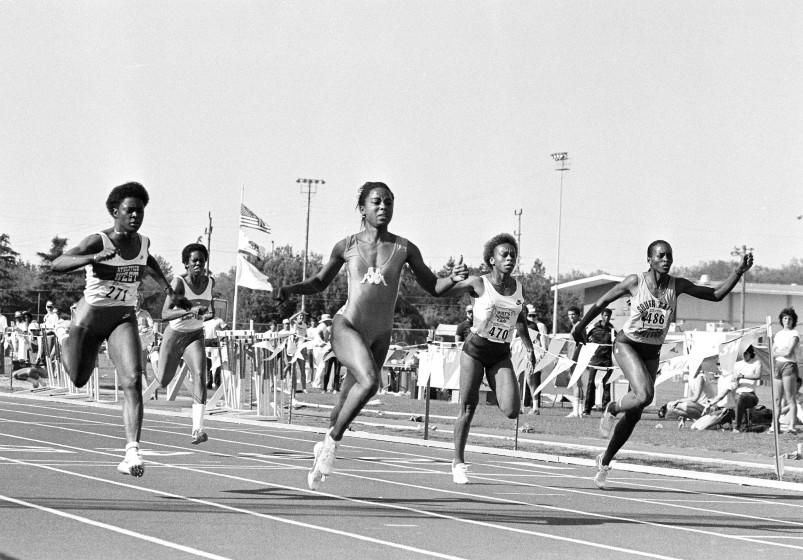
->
[307, 441, 326, 490]
[117, 445, 145, 477]
[599, 402, 618, 438]
[452, 462, 469, 484]
[191, 429, 208, 445]
[565, 410, 581, 418]
[317, 433, 339, 475]
[594, 454, 611, 489]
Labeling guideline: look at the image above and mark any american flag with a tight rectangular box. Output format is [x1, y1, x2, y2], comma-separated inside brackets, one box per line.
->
[240, 204, 271, 234]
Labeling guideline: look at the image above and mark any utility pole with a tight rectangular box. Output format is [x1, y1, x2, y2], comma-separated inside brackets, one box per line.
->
[550, 152, 570, 334]
[730, 244, 754, 329]
[513, 209, 522, 275]
[296, 178, 326, 314]
[204, 211, 213, 274]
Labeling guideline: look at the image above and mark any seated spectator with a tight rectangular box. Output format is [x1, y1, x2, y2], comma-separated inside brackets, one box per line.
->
[660, 363, 718, 427]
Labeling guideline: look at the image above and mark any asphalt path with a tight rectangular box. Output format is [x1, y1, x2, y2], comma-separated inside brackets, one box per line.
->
[1, 394, 802, 560]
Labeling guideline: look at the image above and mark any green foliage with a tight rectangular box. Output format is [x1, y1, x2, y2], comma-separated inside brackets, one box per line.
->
[35, 236, 84, 313]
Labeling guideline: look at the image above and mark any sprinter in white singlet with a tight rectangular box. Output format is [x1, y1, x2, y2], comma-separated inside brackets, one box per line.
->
[52, 182, 184, 477]
[442, 233, 537, 484]
[276, 182, 468, 490]
[157, 243, 215, 444]
[571, 240, 753, 489]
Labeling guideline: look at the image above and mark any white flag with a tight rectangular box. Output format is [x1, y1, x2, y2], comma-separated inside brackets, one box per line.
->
[236, 253, 273, 291]
[238, 230, 263, 257]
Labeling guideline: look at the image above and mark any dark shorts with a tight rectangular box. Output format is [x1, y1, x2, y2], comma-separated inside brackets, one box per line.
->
[72, 298, 137, 339]
[614, 331, 661, 362]
[774, 360, 799, 380]
[158, 327, 204, 382]
[461, 332, 511, 369]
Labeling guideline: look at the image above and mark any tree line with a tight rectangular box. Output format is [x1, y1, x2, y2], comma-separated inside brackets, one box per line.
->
[3, 232, 801, 336]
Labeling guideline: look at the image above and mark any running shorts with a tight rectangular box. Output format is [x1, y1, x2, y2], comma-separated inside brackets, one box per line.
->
[461, 332, 511, 369]
[158, 326, 204, 381]
[774, 360, 799, 380]
[614, 331, 661, 362]
[72, 297, 137, 340]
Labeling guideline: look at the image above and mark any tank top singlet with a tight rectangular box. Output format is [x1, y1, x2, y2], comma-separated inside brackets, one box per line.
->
[84, 232, 149, 307]
[169, 276, 213, 333]
[621, 272, 678, 345]
[337, 234, 408, 330]
[470, 275, 524, 344]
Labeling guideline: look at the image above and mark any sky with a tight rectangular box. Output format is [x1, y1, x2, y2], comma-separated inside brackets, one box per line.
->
[1, 1, 801, 282]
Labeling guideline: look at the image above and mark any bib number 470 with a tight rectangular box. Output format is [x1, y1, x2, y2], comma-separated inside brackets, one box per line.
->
[488, 326, 509, 340]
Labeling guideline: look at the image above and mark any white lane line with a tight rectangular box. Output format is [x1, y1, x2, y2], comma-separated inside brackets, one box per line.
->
[3, 404, 803, 552]
[0, 432, 682, 560]
[0, 453, 468, 560]
[0, 492, 233, 560]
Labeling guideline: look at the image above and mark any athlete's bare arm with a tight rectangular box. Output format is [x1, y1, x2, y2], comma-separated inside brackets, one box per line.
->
[161, 276, 193, 321]
[675, 253, 753, 302]
[572, 274, 639, 342]
[405, 243, 469, 296]
[514, 306, 538, 369]
[52, 234, 109, 273]
[145, 254, 174, 293]
[276, 239, 348, 303]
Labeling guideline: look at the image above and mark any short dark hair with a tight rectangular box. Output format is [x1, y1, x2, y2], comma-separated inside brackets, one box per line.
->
[181, 243, 209, 265]
[601, 308, 612, 316]
[567, 306, 581, 315]
[106, 182, 149, 215]
[743, 345, 755, 359]
[482, 233, 518, 267]
[779, 307, 798, 328]
[647, 239, 671, 258]
[357, 182, 394, 208]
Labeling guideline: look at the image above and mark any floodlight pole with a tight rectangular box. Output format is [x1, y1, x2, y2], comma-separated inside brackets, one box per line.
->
[513, 209, 523, 275]
[297, 178, 325, 314]
[730, 244, 754, 329]
[550, 152, 570, 334]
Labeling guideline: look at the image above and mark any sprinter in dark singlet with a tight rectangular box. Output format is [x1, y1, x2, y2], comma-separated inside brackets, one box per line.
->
[443, 233, 538, 483]
[571, 240, 752, 489]
[157, 243, 215, 444]
[52, 182, 187, 477]
[276, 182, 468, 489]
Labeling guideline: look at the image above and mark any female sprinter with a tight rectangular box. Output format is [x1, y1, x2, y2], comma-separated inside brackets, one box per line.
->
[571, 240, 752, 489]
[157, 243, 215, 444]
[53, 182, 186, 477]
[445, 233, 537, 483]
[276, 181, 468, 489]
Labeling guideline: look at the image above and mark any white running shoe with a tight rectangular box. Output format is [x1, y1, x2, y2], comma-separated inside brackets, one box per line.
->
[117, 445, 144, 477]
[594, 454, 611, 489]
[191, 430, 208, 445]
[599, 402, 618, 438]
[452, 462, 469, 484]
[308, 441, 326, 490]
[317, 433, 339, 475]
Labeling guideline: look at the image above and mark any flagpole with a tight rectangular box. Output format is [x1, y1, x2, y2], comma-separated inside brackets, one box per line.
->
[233, 186, 244, 331]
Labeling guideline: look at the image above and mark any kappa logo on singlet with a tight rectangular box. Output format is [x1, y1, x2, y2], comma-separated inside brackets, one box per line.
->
[360, 267, 387, 286]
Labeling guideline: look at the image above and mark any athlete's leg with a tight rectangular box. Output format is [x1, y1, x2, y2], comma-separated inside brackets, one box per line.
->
[772, 373, 784, 430]
[328, 316, 387, 441]
[182, 336, 207, 404]
[61, 324, 105, 388]
[453, 352, 486, 464]
[526, 369, 542, 412]
[486, 358, 520, 419]
[610, 343, 656, 414]
[601, 342, 658, 466]
[156, 327, 186, 388]
[106, 320, 144, 445]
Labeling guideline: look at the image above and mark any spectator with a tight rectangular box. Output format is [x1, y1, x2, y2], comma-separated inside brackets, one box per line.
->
[565, 305, 584, 418]
[11, 311, 31, 368]
[313, 314, 334, 390]
[772, 307, 800, 433]
[455, 305, 473, 342]
[203, 315, 226, 389]
[523, 303, 548, 414]
[582, 308, 616, 416]
[135, 294, 155, 382]
[39, 300, 60, 365]
[704, 346, 762, 432]
[0, 308, 7, 374]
